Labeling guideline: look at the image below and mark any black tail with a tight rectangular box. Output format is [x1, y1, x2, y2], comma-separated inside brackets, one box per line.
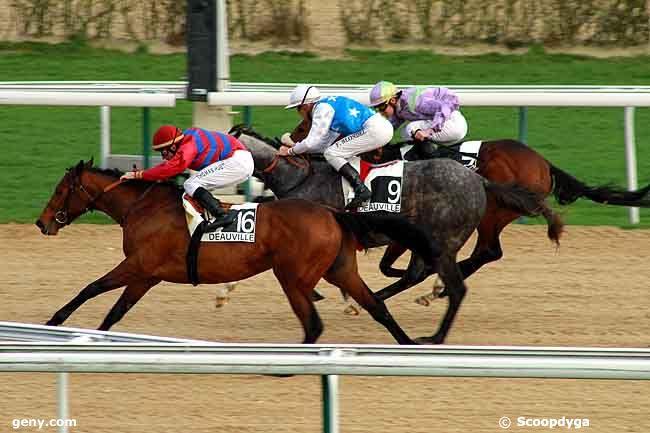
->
[549, 163, 650, 207]
[483, 179, 564, 244]
[333, 212, 440, 264]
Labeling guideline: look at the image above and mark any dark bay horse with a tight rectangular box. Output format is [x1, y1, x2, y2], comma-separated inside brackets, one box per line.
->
[229, 125, 559, 343]
[35, 160, 440, 344]
[287, 119, 650, 300]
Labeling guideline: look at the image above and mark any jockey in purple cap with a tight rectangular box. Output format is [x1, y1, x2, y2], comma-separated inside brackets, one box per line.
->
[369, 81, 468, 159]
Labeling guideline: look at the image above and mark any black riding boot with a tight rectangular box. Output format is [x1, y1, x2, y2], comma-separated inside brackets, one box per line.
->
[338, 163, 371, 210]
[415, 140, 437, 159]
[193, 187, 237, 231]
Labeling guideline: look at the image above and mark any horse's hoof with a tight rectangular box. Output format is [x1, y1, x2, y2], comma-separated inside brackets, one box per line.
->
[414, 335, 444, 345]
[343, 304, 360, 316]
[214, 283, 236, 308]
[311, 290, 326, 302]
[414, 295, 430, 307]
[214, 297, 229, 308]
[433, 276, 447, 298]
[433, 286, 446, 298]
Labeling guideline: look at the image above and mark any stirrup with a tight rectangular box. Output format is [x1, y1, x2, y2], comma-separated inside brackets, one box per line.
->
[345, 191, 371, 210]
[203, 212, 237, 232]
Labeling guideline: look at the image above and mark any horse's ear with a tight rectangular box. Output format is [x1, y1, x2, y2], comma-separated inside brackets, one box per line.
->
[85, 158, 94, 169]
[74, 160, 85, 173]
[229, 124, 243, 137]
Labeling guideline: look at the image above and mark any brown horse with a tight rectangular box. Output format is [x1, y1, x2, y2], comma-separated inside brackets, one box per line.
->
[36, 160, 440, 344]
[288, 119, 650, 300]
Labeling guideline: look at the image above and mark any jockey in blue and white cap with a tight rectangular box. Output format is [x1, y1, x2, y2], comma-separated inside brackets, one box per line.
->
[278, 84, 394, 210]
[369, 81, 468, 157]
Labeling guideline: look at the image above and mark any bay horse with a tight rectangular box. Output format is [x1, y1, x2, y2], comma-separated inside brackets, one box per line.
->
[229, 125, 559, 343]
[286, 119, 650, 301]
[35, 159, 441, 345]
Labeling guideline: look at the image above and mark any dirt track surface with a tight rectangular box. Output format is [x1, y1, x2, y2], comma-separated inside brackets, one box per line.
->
[1, 223, 649, 432]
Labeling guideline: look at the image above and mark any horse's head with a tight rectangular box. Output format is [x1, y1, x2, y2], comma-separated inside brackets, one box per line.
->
[289, 118, 311, 143]
[36, 159, 96, 235]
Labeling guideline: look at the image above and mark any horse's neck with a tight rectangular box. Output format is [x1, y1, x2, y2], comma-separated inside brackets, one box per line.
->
[241, 134, 276, 169]
[270, 161, 343, 208]
[86, 173, 156, 224]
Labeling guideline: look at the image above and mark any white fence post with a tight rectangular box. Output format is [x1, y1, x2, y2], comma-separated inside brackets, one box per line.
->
[624, 107, 639, 224]
[57, 372, 69, 433]
[100, 106, 110, 169]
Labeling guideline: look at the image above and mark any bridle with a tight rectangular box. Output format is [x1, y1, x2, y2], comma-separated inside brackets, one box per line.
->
[54, 170, 124, 225]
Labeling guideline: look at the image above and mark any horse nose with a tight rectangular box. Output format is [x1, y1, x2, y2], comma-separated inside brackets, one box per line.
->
[35, 219, 46, 234]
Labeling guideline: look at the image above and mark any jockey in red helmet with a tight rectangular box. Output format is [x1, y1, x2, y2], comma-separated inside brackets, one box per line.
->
[120, 124, 254, 230]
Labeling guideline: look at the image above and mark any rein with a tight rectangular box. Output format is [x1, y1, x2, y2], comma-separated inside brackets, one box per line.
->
[262, 154, 310, 173]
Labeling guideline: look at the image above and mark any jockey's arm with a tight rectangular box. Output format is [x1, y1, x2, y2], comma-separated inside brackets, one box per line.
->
[140, 146, 197, 181]
[291, 103, 335, 155]
[414, 94, 444, 118]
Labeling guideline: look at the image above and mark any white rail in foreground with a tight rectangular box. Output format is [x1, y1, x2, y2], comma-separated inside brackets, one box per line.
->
[1, 343, 650, 379]
[2, 322, 650, 433]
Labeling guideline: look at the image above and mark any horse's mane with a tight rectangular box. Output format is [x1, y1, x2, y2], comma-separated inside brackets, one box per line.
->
[229, 124, 281, 149]
[230, 124, 333, 164]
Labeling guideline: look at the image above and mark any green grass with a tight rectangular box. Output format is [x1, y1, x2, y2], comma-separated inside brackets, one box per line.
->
[1, 42, 650, 226]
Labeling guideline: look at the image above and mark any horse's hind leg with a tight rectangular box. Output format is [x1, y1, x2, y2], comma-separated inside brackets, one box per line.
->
[314, 243, 409, 304]
[273, 268, 324, 344]
[432, 208, 509, 300]
[416, 255, 467, 345]
[98, 278, 160, 331]
[46, 258, 141, 326]
[324, 253, 414, 345]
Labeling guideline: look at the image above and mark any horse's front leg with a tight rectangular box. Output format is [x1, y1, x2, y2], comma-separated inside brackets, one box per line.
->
[379, 242, 408, 278]
[375, 254, 433, 301]
[416, 255, 467, 345]
[46, 258, 142, 327]
[98, 278, 161, 331]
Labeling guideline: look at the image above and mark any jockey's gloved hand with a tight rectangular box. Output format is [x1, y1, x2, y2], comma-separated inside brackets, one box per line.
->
[280, 133, 295, 147]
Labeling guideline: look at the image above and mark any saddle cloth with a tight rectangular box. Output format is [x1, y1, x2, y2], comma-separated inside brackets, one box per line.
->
[182, 194, 259, 242]
[342, 158, 405, 212]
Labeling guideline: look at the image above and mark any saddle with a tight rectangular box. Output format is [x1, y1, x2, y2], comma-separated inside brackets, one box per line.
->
[359, 141, 481, 172]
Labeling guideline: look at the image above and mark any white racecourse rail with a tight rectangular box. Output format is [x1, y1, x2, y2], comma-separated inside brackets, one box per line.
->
[1, 322, 650, 433]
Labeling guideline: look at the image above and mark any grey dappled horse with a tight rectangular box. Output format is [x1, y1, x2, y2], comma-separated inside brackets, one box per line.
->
[230, 125, 559, 344]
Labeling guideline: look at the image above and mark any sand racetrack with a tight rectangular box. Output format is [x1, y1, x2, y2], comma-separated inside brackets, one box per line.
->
[0, 223, 648, 432]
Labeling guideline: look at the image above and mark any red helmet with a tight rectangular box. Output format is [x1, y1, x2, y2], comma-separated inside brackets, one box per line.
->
[152, 125, 184, 150]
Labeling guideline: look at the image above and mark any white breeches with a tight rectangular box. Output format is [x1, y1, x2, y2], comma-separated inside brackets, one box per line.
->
[184, 150, 254, 196]
[402, 110, 468, 145]
[324, 113, 394, 171]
